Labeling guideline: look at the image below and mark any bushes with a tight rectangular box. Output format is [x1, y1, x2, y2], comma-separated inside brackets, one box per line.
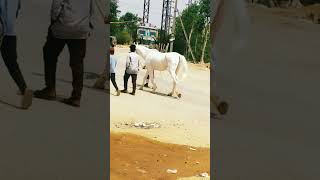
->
[116, 30, 131, 44]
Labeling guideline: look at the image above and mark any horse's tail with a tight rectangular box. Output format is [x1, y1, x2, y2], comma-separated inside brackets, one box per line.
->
[176, 55, 188, 82]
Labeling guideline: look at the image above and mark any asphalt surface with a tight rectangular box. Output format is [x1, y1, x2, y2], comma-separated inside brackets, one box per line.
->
[0, 1, 107, 179]
[213, 5, 320, 180]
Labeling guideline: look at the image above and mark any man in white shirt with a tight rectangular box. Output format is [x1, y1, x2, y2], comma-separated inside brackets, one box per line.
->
[34, 0, 95, 107]
[121, 44, 140, 96]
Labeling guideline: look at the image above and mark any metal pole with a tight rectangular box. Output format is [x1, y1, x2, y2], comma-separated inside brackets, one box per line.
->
[143, 0, 151, 25]
[169, 0, 178, 52]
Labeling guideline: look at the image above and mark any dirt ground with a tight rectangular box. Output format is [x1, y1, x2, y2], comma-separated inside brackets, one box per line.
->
[110, 133, 210, 180]
[110, 47, 210, 148]
[109, 45, 210, 179]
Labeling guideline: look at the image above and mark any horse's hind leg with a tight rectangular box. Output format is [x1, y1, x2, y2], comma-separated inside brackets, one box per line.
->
[168, 68, 178, 97]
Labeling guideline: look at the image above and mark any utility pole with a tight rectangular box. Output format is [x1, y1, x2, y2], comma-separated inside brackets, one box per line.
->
[160, 0, 178, 52]
[142, 0, 151, 26]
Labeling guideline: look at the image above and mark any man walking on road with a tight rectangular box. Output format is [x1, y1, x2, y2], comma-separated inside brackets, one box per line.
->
[34, 0, 95, 107]
[121, 44, 140, 96]
[109, 47, 120, 96]
[0, 0, 33, 109]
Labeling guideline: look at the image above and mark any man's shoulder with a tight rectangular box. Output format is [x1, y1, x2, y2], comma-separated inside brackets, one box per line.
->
[130, 52, 139, 58]
[110, 55, 117, 60]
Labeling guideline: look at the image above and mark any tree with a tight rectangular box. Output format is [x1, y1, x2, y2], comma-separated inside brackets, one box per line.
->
[116, 30, 131, 44]
[173, 0, 211, 63]
[110, 0, 120, 36]
[119, 12, 139, 41]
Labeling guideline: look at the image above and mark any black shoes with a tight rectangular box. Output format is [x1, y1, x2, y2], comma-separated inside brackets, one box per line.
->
[120, 89, 128, 93]
[62, 97, 81, 107]
[121, 89, 135, 96]
[33, 87, 56, 100]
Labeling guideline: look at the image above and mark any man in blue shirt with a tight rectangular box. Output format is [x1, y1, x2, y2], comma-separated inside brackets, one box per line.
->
[0, 0, 33, 109]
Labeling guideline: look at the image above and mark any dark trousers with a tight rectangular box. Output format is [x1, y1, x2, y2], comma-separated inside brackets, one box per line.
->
[1, 36, 27, 93]
[43, 30, 86, 99]
[123, 72, 137, 93]
[109, 73, 118, 90]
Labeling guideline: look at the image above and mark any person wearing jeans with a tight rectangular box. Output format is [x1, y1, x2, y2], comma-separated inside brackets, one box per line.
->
[121, 44, 140, 96]
[109, 47, 120, 96]
[34, 0, 95, 107]
[0, 0, 32, 109]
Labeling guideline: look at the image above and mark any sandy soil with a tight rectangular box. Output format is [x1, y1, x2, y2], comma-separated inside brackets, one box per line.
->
[110, 47, 210, 148]
[110, 133, 210, 180]
[213, 4, 320, 180]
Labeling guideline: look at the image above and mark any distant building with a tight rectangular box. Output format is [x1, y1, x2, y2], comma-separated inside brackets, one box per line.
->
[137, 23, 159, 45]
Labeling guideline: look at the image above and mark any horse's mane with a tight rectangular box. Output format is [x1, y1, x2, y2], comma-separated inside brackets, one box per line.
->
[136, 45, 160, 59]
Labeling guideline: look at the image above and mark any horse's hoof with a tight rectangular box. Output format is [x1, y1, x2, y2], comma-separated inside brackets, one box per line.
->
[167, 93, 173, 96]
[177, 93, 182, 98]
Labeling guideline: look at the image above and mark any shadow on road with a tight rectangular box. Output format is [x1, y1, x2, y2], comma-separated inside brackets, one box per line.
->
[32, 72, 107, 93]
[0, 99, 21, 109]
[138, 86, 179, 99]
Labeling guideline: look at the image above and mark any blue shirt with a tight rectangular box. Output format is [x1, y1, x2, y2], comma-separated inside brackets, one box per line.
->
[0, 0, 21, 36]
[110, 55, 117, 74]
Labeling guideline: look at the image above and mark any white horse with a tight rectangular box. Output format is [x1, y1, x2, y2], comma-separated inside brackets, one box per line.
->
[135, 45, 188, 98]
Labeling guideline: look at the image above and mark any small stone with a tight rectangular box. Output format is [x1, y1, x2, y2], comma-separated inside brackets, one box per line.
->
[166, 169, 178, 174]
[137, 169, 147, 174]
[199, 172, 209, 178]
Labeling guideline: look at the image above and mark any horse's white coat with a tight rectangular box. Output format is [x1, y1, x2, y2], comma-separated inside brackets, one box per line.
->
[135, 45, 188, 97]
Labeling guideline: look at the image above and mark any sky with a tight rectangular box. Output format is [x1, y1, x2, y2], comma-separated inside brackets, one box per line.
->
[118, 0, 190, 27]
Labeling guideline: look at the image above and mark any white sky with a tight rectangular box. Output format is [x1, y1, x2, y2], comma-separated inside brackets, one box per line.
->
[118, 0, 190, 27]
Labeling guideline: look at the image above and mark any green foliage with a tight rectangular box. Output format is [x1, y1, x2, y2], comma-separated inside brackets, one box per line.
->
[173, 0, 211, 63]
[119, 12, 139, 41]
[116, 30, 131, 44]
[110, 0, 120, 36]
[110, 0, 139, 43]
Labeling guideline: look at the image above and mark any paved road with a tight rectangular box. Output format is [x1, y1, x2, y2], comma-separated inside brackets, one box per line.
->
[0, 1, 107, 179]
[214, 6, 320, 180]
[110, 47, 210, 147]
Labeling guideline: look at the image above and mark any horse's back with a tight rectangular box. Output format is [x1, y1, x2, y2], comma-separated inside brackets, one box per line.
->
[145, 51, 168, 70]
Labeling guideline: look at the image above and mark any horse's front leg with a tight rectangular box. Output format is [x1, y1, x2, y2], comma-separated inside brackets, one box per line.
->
[139, 71, 149, 90]
[149, 70, 157, 93]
